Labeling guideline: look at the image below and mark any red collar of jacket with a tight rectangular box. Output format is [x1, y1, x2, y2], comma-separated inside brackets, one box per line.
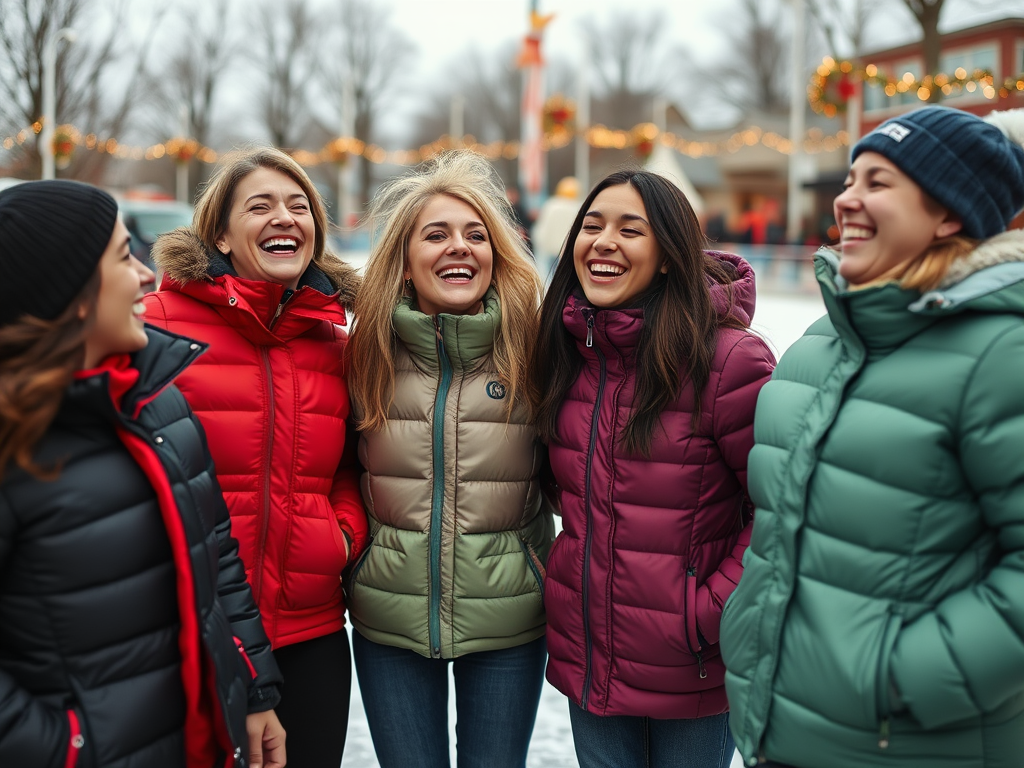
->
[160, 271, 347, 343]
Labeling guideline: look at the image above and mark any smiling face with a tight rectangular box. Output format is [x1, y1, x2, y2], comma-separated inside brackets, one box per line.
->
[82, 218, 156, 369]
[835, 151, 962, 288]
[573, 183, 665, 308]
[405, 194, 494, 316]
[215, 167, 316, 288]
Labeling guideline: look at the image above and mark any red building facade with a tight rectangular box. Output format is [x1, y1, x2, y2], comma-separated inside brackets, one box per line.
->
[856, 17, 1024, 135]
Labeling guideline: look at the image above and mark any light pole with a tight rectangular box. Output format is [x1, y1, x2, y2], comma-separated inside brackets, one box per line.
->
[41, 27, 76, 180]
[786, 0, 805, 244]
[574, 50, 590, 196]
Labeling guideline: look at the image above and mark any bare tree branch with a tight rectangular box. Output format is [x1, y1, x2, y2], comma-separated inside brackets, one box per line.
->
[317, 0, 415, 207]
[251, 0, 320, 149]
[0, 0, 163, 180]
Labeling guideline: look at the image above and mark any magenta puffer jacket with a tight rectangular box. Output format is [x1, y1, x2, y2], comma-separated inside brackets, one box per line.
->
[544, 252, 775, 719]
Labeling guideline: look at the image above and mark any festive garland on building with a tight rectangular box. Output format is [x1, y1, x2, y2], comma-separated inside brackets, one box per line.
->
[809, 56, 1024, 115]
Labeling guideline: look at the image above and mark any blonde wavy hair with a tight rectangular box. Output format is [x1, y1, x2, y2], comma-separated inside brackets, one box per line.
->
[349, 150, 542, 431]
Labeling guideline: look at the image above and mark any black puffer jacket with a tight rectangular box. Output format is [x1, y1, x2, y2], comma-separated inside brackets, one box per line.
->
[0, 327, 282, 768]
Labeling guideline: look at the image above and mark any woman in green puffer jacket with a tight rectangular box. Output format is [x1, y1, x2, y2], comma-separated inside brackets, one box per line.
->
[346, 151, 555, 768]
[720, 106, 1024, 768]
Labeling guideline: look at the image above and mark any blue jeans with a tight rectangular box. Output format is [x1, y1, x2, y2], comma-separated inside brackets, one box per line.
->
[352, 631, 546, 768]
[568, 702, 735, 768]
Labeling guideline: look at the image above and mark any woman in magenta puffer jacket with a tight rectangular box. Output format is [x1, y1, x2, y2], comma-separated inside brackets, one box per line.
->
[532, 170, 776, 768]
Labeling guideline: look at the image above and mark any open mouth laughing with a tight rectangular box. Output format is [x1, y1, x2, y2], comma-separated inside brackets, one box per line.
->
[587, 260, 627, 277]
[260, 236, 299, 255]
[841, 224, 875, 244]
[437, 265, 477, 283]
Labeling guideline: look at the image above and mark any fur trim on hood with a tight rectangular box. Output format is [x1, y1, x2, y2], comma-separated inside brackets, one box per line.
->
[940, 229, 1024, 288]
[152, 226, 361, 308]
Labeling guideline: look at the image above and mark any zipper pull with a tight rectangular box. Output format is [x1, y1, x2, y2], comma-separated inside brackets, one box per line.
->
[433, 315, 444, 344]
[271, 288, 294, 328]
[586, 315, 594, 348]
[696, 651, 707, 679]
[878, 718, 890, 749]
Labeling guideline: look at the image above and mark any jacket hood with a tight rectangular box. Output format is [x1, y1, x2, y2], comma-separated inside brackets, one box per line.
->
[815, 230, 1024, 318]
[152, 227, 361, 308]
[707, 249, 756, 326]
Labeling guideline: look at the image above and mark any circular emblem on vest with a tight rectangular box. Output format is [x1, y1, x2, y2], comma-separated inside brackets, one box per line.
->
[486, 381, 507, 399]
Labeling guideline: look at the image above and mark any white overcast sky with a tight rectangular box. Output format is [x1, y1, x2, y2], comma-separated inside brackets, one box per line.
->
[121, 0, 1022, 144]
[383, 0, 1019, 77]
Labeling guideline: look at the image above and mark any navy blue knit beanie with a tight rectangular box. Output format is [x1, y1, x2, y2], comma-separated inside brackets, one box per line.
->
[851, 106, 1024, 239]
[0, 180, 119, 327]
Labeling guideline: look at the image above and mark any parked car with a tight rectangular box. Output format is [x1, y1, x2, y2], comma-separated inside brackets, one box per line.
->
[119, 198, 193, 273]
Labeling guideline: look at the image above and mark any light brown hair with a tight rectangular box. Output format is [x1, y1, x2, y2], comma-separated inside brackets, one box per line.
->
[194, 146, 329, 260]
[349, 150, 542, 432]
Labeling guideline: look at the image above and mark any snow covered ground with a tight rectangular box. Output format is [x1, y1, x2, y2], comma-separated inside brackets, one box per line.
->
[339, 288, 827, 768]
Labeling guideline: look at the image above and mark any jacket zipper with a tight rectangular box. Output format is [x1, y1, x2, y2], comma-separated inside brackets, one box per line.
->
[684, 567, 707, 679]
[249, 289, 290, 601]
[254, 347, 275, 601]
[519, 538, 545, 596]
[269, 288, 294, 330]
[581, 310, 605, 708]
[877, 608, 902, 749]
[429, 316, 454, 658]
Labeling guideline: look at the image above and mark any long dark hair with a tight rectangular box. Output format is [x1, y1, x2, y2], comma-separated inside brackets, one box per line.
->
[532, 170, 746, 456]
[0, 271, 100, 482]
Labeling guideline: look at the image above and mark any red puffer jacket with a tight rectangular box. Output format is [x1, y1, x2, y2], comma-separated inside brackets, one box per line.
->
[143, 229, 367, 649]
[545, 252, 775, 719]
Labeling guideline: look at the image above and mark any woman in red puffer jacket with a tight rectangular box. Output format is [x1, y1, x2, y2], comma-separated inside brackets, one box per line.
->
[532, 170, 775, 768]
[143, 148, 367, 768]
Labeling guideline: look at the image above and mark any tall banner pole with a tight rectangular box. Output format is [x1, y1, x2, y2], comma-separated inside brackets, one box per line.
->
[517, 2, 553, 221]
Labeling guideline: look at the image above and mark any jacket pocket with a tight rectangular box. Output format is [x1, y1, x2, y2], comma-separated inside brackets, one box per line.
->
[64, 709, 85, 768]
[343, 534, 375, 599]
[519, 537, 546, 598]
[282, 501, 350, 611]
[875, 608, 903, 748]
[684, 567, 707, 678]
[350, 535, 374, 582]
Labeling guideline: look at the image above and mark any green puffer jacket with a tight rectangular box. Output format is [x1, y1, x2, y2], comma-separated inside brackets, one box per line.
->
[348, 291, 554, 659]
[721, 231, 1024, 768]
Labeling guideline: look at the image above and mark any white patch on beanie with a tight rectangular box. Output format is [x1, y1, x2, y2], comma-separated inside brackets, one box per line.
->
[877, 122, 911, 142]
[983, 108, 1024, 150]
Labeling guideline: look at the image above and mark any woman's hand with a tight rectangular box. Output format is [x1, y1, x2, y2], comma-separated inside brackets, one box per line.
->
[246, 709, 286, 768]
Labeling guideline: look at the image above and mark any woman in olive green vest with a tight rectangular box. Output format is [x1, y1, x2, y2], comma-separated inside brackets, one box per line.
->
[346, 151, 554, 768]
[721, 106, 1024, 768]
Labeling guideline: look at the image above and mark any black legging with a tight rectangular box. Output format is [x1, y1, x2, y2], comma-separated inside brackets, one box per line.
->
[272, 630, 351, 768]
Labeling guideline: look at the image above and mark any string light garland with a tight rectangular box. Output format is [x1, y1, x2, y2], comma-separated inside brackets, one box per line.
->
[1, 116, 851, 168]
[809, 56, 1022, 115]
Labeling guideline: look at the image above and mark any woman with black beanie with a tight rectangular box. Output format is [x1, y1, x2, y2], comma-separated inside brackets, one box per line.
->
[0, 179, 285, 768]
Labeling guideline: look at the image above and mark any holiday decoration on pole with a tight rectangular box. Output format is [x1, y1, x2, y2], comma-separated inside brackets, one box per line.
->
[166, 137, 199, 164]
[543, 95, 576, 138]
[517, 1, 554, 221]
[52, 125, 77, 169]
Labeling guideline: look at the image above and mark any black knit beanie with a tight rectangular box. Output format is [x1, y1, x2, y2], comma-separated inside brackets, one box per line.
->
[852, 106, 1024, 240]
[0, 179, 120, 327]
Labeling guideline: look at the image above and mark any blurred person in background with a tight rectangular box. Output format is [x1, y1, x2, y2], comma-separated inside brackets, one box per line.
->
[0, 180, 284, 768]
[346, 151, 555, 768]
[144, 147, 367, 768]
[721, 106, 1024, 768]
[533, 169, 775, 768]
[532, 176, 581, 282]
